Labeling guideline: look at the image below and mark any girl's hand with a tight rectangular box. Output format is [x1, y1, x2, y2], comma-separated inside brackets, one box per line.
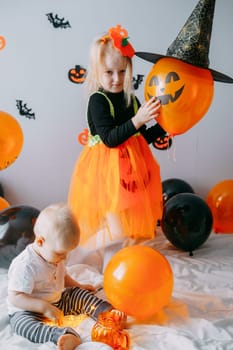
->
[132, 97, 161, 129]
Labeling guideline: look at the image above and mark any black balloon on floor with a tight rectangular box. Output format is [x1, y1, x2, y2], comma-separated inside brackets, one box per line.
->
[162, 178, 194, 205]
[161, 193, 213, 255]
[0, 205, 40, 268]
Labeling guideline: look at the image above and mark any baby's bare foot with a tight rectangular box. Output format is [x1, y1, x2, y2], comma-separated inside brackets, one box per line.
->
[57, 333, 81, 350]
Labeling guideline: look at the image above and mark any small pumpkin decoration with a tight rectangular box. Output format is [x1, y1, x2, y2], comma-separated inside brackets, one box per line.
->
[144, 57, 214, 136]
[91, 311, 130, 350]
[77, 128, 89, 145]
[68, 65, 86, 84]
[153, 134, 172, 150]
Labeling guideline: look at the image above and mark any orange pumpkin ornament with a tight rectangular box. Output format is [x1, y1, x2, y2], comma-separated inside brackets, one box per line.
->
[91, 311, 130, 350]
[144, 57, 214, 136]
[77, 128, 89, 146]
[206, 180, 233, 233]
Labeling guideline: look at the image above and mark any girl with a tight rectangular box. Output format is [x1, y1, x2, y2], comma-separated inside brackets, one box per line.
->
[68, 25, 168, 246]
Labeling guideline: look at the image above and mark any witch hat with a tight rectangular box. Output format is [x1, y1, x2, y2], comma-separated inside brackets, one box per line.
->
[136, 0, 233, 83]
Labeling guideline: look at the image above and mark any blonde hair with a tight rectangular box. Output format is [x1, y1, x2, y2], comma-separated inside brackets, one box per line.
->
[84, 33, 133, 106]
[34, 202, 80, 249]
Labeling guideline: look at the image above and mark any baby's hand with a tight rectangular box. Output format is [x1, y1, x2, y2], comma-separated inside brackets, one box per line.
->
[79, 283, 96, 292]
[44, 304, 64, 326]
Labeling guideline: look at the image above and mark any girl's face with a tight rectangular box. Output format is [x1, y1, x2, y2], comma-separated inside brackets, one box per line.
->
[99, 51, 127, 93]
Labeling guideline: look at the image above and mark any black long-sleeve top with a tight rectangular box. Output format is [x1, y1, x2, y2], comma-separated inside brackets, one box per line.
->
[87, 91, 167, 148]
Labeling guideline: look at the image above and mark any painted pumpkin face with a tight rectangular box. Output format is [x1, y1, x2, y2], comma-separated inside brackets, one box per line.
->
[68, 65, 86, 84]
[144, 57, 214, 136]
[153, 134, 172, 150]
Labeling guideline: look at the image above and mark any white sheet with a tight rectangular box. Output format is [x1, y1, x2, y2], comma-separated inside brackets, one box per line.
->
[0, 230, 233, 350]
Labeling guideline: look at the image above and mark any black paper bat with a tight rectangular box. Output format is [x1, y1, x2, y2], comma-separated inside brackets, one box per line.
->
[46, 13, 71, 29]
[16, 100, 35, 119]
[133, 74, 144, 90]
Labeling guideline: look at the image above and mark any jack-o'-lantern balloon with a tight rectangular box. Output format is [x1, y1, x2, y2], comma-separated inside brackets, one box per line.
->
[0, 111, 24, 170]
[144, 57, 214, 136]
[136, 0, 233, 136]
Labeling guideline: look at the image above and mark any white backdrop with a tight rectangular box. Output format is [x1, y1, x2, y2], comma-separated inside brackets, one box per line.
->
[0, 0, 233, 210]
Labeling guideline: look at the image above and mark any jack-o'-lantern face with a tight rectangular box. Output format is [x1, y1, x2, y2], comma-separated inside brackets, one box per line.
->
[144, 57, 214, 136]
[68, 65, 86, 84]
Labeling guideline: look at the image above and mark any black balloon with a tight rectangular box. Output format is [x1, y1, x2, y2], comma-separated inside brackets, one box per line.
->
[0, 205, 40, 268]
[162, 178, 194, 205]
[161, 193, 213, 255]
[0, 183, 4, 197]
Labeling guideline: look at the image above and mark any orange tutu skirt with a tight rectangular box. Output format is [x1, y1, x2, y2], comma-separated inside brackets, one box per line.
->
[68, 134, 162, 244]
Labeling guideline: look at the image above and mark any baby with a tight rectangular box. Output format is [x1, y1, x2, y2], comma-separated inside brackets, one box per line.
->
[7, 202, 125, 350]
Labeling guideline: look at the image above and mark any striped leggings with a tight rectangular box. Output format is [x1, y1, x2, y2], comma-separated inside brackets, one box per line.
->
[9, 286, 112, 345]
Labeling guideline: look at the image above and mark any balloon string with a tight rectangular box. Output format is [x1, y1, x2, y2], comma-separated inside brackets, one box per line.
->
[167, 136, 176, 162]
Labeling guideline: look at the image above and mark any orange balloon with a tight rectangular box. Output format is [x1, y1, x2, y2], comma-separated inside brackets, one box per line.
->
[144, 57, 214, 136]
[0, 111, 24, 170]
[0, 36, 6, 50]
[104, 245, 173, 320]
[0, 197, 10, 211]
[206, 180, 233, 233]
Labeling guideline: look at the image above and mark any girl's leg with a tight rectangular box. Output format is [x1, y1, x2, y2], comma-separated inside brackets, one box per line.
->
[9, 311, 80, 345]
[106, 212, 124, 241]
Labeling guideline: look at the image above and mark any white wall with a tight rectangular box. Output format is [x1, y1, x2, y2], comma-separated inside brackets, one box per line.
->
[0, 0, 232, 210]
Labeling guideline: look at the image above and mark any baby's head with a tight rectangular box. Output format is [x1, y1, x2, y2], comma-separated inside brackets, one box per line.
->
[33, 202, 80, 263]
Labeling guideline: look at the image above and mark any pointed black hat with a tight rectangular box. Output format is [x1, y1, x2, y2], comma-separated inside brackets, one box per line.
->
[136, 0, 233, 83]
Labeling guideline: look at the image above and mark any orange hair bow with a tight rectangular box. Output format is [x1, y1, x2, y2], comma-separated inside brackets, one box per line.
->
[102, 24, 135, 58]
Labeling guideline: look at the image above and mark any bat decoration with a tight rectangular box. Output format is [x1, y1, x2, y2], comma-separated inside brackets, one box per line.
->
[46, 13, 71, 29]
[16, 100, 35, 120]
[133, 74, 144, 90]
[68, 65, 87, 84]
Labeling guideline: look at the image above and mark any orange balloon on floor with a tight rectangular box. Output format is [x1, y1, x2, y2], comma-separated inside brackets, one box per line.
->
[206, 180, 233, 233]
[144, 57, 214, 136]
[0, 197, 10, 211]
[104, 245, 173, 321]
[0, 111, 24, 170]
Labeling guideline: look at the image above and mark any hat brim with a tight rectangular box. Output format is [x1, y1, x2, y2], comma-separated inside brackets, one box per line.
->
[135, 51, 233, 84]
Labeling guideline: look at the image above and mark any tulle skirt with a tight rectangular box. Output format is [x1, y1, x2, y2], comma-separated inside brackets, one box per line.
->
[68, 134, 162, 245]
